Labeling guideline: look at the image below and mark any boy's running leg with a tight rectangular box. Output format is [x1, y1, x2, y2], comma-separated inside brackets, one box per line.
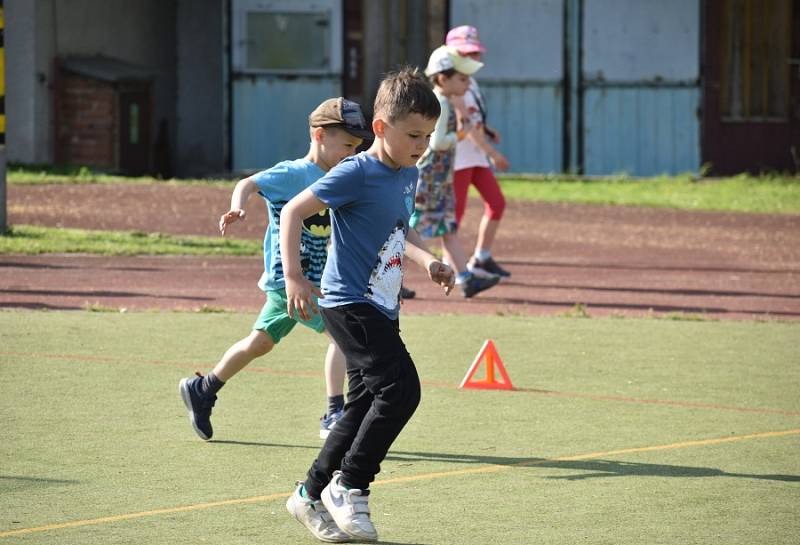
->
[467, 167, 511, 278]
[303, 304, 422, 541]
[179, 329, 274, 440]
[179, 372, 223, 440]
[321, 339, 347, 439]
[295, 366, 375, 540]
[286, 481, 351, 543]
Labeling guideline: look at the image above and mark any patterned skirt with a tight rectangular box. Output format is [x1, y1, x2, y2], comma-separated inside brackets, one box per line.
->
[410, 149, 458, 239]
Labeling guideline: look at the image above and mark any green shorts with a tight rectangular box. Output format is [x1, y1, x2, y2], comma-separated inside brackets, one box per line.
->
[253, 288, 326, 343]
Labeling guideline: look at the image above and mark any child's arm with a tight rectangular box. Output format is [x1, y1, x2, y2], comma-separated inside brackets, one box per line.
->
[219, 176, 259, 235]
[405, 228, 455, 295]
[429, 97, 459, 152]
[279, 188, 328, 320]
[450, 99, 509, 171]
[466, 127, 509, 171]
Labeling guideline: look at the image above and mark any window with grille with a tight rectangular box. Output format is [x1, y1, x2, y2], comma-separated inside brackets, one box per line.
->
[245, 11, 331, 72]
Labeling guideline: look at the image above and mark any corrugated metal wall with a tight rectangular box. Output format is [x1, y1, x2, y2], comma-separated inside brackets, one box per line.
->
[582, 0, 701, 176]
[232, 77, 339, 171]
[450, 0, 702, 176]
[583, 86, 700, 175]
[231, 0, 342, 172]
[450, 0, 564, 173]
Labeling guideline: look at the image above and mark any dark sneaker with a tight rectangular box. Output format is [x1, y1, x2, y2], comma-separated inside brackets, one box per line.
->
[320, 408, 344, 439]
[461, 273, 500, 298]
[179, 373, 217, 440]
[400, 286, 416, 299]
[469, 256, 511, 278]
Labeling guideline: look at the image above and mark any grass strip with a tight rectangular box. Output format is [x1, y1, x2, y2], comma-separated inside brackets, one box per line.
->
[497, 173, 800, 214]
[0, 225, 260, 256]
[9, 165, 800, 214]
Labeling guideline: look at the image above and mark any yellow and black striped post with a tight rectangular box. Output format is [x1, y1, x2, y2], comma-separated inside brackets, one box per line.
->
[1, 0, 6, 231]
[0, 0, 4, 147]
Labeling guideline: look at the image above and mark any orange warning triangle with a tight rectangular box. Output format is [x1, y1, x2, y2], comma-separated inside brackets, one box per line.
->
[459, 339, 514, 390]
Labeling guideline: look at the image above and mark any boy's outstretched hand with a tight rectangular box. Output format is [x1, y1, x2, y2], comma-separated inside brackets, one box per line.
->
[285, 274, 323, 321]
[428, 260, 455, 296]
[219, 209, 246, 235]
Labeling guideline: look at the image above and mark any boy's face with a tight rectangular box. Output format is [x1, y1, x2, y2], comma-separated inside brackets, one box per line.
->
[318, 128, 363, 169]
[438, 72, 471, 97]
[377, 113, 438, 168]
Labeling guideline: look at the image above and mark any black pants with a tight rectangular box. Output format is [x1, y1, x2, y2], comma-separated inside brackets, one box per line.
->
[304, 303, 421, 496]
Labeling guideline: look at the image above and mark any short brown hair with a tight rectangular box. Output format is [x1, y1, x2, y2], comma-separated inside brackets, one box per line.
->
[373, 66, 440, 123]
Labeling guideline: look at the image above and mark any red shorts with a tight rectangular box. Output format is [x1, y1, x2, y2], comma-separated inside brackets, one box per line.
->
[453, 166, 506, 225]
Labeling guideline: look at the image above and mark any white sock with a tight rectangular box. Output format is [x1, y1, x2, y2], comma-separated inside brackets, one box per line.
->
[474, 249, 491, 261]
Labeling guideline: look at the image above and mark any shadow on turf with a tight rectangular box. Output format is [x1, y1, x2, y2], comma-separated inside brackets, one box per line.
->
[210, 441, 799, 483]
[0, 474, 79, 490]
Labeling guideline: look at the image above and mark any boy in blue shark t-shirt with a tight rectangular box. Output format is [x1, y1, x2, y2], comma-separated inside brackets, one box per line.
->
[281, 68, 455, 543]
[178, 98, 373, 442]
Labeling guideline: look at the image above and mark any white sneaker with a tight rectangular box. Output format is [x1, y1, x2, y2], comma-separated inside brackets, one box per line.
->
[321, 471, 378, 542]
[286, 482, 351, 543]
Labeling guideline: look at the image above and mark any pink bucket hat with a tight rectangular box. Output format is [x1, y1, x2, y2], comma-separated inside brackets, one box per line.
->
[445, 25, 486, 54]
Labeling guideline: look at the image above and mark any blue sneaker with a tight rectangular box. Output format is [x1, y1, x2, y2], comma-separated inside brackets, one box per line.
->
[320, 409, 344, 439]
[179, 373, 217, 440]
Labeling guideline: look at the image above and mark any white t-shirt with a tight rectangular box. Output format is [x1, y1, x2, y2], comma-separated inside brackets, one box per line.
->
[454, 78, 491, 171]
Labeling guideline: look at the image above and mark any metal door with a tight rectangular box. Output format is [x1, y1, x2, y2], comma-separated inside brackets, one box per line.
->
[231, 0, 342, 171]
[119, 88, 151, 175]
[702, 0, 800, 174]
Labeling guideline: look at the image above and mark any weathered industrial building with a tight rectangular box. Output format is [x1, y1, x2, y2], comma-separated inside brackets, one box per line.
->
[6, 0, 799, 177]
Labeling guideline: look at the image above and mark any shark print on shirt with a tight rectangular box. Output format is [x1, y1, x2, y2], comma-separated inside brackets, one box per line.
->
[365, 220, 406, 309]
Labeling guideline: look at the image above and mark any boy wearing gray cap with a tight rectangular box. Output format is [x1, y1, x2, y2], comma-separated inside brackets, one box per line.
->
[179, 98, 372, 442]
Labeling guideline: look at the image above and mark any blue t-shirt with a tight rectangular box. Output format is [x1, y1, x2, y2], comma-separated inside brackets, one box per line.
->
[310, 152, 418, 320]
[253, 158, 330, 291]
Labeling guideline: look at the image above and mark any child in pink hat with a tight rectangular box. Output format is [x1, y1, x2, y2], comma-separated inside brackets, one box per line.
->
[409, 45, 501, 298]
[446, 25, 512, 279]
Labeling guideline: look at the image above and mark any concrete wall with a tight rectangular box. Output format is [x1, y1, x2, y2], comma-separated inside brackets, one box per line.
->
[6, 0, 54, 163]
[50, 0, 178, 170]
[175, 0, 226, 177]
[6, 0, 177, 167]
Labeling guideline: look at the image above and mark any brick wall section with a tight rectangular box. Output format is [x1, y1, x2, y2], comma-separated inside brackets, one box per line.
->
[57, 75, 117, 169]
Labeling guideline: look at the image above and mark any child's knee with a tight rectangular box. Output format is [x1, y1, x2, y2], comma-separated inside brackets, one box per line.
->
[389, 372, 422, 417]
[246, 331, 274, 357]
[486, 194, 506, 220]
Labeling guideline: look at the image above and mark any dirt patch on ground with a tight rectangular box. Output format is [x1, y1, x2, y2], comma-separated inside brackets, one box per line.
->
[3, 183, 800, 320]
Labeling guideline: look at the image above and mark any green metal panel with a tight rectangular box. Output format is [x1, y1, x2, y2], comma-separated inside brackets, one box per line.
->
[232, 76, 339, 171]
[583, 86, 700, 176]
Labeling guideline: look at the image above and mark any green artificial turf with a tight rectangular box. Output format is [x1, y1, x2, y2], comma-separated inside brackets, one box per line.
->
[2, 311, 798, 544]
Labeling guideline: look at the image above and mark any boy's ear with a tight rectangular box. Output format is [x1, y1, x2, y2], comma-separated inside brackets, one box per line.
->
[372, 118, 386, 138]
[311, 126, 325, 142]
